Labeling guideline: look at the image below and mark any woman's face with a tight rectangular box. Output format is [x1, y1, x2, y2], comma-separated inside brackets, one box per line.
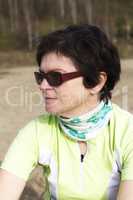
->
[39, 52, 101, 117]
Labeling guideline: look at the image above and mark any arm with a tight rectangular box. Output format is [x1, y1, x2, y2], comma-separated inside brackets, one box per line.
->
[0, 169, 26, 200]
[117, 181, 133, 200]
[0, 120, 39, 199]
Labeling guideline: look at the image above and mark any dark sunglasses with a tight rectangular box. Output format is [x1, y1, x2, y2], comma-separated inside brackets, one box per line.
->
[34, 70, 82, 87]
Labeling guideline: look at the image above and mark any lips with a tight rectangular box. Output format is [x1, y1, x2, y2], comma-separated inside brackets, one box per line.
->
[42, 93, 57, 101]
[42, 94, 56, 99]
[45, 97, 57, 99]
[45, 97, 57, 102]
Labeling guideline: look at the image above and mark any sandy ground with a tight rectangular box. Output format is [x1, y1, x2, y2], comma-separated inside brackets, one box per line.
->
[0, 59, 133, 198]
[0, 65, 45, 199]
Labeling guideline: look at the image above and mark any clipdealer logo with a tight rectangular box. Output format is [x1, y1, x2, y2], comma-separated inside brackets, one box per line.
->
[4, 85, 129, 111]
[5, 85, 43, 112]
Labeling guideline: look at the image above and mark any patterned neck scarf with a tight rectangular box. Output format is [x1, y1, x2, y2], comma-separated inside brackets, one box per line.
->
[58, 100, 112, 141]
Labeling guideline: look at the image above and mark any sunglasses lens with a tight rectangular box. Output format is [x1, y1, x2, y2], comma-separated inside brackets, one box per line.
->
[34, 71, 62, 86]
[34, 72, 44, 85]
[47, 72, 62, 86]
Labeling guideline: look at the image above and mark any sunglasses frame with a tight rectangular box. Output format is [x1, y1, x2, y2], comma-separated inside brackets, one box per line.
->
[34, 70, 82, 87]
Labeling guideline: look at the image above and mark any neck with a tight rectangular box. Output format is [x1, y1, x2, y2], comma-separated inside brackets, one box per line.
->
[58, 100, 112, 141]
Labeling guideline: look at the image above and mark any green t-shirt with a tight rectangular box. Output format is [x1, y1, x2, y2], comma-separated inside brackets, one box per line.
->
[1, 104, 133, 200]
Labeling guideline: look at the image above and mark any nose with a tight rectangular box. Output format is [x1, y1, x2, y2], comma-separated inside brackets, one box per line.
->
[39, 78, 52, 91]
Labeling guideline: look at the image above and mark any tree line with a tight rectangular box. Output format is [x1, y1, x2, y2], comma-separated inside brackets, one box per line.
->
[0, 0, 133, 52]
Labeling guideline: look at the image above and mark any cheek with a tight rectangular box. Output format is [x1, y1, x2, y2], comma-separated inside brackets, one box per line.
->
[57, 84, 87, 104]
[55, 78, 89, 102]
[55, 86, 73, 104]
[57, 89, 70, 102]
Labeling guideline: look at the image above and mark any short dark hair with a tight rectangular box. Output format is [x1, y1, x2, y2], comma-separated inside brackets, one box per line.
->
[36, 24, 121, 101]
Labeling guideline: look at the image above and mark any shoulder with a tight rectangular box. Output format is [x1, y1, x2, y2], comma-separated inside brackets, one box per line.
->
[13, 113, 59, 146]
[34, 113, 59, 134]
[111, 103, 133, 146]
[21, 113, 58, 133]
[112, 103, 133, 126]
[111, 105, 133, 181]
[35, 113, 58, 125]
[22, 113, 59, 144]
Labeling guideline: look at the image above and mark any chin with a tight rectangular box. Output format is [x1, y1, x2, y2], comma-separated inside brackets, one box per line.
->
[47, 109, 68, 117]
[45, 104, 72, 116]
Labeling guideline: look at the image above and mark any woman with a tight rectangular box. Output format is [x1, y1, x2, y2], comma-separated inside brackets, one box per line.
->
[0, 24, 133, 200]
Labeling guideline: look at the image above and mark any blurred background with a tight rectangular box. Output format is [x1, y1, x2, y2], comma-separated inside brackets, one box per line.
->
[1, 0, 133, 56]
[0, 0, 133, 199]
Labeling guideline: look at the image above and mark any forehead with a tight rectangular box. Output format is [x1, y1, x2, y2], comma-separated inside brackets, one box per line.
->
[40, 52, 77, 72]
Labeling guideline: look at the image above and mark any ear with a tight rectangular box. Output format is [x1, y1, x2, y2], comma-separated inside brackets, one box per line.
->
[90, 72, 107, 95]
